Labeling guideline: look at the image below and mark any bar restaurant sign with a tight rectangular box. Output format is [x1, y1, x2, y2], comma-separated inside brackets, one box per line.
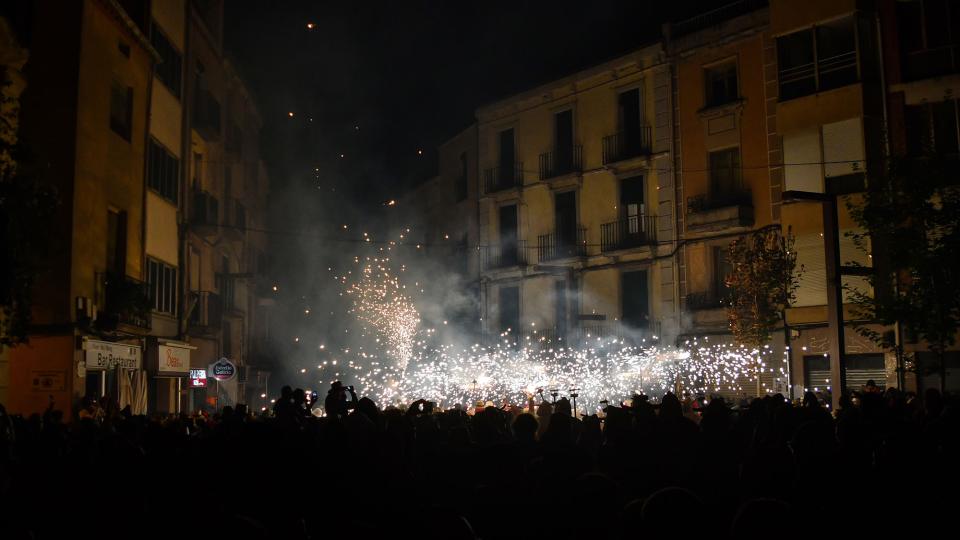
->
[84, 339, 142, 370]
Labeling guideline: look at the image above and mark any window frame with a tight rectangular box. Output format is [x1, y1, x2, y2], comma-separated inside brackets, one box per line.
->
[776, 15, 860, 101]
[147, 257, 178, 316]
[150, 19, 183, 100]
[147, 137, 180, 204]
[708, 146, 743, 195]
[109, 81, 133, 141]
[703, 58, 740, 108]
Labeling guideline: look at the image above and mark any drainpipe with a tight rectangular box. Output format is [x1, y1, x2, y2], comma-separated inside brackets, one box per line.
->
[874, 10, 903, 391]
[178, 0, 192, 341]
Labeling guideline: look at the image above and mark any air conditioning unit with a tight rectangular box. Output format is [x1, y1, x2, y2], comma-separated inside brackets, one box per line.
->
[76, 296, 97, 321]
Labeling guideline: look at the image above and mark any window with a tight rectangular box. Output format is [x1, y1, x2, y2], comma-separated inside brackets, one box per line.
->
[554, 109, 575, 172]
[620, 176, 645, 232]
[905, 99, 960, 156]
[713, 246, 734, 301]
[777, 17, 858, 101]
[897, 0, 960, 81]
[709, 147, 742, 195]
[109, 81, 133, 140]
[222, 320, 232, 357]
[150, 21, 182, 99]
[498, 286, 520, 336]
[498, 204, 519, 265]
[499, 128, 515, 182]
[147, 138, 180, 204]
[621, 270, 649, 329]
[618, 88, 642, 135]
[554, 280, 567, 338]
[704, 61, 738, 107]
[455, 152, 468, 202]
[147, 258, 178, 314]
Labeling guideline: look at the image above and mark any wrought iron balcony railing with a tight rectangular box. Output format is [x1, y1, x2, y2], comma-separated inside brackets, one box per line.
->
[600, 215, 657, 252]
[538, 226, 587, 262]
[95, 272, 151, 331]
[686, 190, 752, 213]
[483, 162, 524, 194]
[480, 241, 527, 270]
[685, 291, 727, 311]
[539, 145, 582, 180]
[602, 127, 652, 165]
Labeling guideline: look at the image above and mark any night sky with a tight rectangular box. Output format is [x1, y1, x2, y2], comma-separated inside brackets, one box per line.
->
[224, 1, 706, 209]
[221, 1, 711, 364]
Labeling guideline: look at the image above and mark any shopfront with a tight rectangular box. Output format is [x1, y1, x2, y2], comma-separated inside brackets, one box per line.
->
[82, 338, 146, 413]
[147, 341, 194, 414]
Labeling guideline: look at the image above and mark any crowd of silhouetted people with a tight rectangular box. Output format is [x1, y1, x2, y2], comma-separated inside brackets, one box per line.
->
[0, 381, 957, 539]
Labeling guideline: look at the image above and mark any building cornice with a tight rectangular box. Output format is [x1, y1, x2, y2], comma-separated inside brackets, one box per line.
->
[97, 0, 161, 62]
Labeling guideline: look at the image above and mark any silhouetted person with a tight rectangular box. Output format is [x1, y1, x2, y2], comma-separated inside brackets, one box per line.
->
[324, 381, 357, 417]
[273, 385, 294, 418]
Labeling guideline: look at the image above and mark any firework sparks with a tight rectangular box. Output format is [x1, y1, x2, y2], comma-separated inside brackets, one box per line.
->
[320, 232, 789, 412]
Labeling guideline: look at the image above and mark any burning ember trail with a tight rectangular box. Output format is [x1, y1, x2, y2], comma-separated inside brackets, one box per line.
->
[319, 236, 790, 412]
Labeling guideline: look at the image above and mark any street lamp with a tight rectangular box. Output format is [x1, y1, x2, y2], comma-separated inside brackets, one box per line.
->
[782, 189, 871, 411]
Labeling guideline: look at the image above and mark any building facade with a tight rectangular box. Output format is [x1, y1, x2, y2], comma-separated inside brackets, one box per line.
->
[414, 0, 959, 400]
[474, 44, 678, 348]
[5, 0, 272, 418]
[10, 0, 157, 419]
[877, 0, 960, 393]
[184, 0, 272, 412]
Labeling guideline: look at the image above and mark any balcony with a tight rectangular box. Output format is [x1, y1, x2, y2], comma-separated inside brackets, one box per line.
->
[190, 189, 219, 236]
[223, 198, 247, 241]
[95, 272, 151, 332]
[685, 291, 727, 311]
[538, 226, 587, 262]
[600, 215, 657, 252]
[539, 145, 582, 180]
[686, 191, 753, 232]
[187, 290, 222, 334]
[523, 326, 569, 348]
[901, 45, 960, 83]
[483, 162, 524, 194]
[480, 241, 527, 271]
[670, 0, 768, 38]
[574, 319, 661, 346]
[602, 127, 652, 165]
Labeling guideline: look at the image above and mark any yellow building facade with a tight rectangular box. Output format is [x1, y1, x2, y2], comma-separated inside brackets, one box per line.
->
[10, 0, 157, 419]
[475, 44, 678, 346]
[184, 0, 272, 411]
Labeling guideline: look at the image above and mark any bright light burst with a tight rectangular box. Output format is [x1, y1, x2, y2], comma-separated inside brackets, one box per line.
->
[323, 234, 789, 413]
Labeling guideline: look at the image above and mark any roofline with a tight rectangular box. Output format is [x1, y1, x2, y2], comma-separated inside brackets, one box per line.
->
[475, 40, 664, 118]
[101, 0, 161, 62]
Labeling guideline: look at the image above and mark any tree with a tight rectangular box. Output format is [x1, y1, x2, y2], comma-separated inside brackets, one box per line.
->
[725, 227, 802, 395]
[1, 46, 59, 346]
[846, 153, 960, 394]
[725, 226, 802, 347]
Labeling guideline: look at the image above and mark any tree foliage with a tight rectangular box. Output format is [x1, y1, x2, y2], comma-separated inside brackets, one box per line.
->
[1, 69, 59, 345]
[846, 153, 960, 388]
[725, 227, 801, 347]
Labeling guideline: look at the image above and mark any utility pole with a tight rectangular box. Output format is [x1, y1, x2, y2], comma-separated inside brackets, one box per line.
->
[783, 190, 852, 411]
